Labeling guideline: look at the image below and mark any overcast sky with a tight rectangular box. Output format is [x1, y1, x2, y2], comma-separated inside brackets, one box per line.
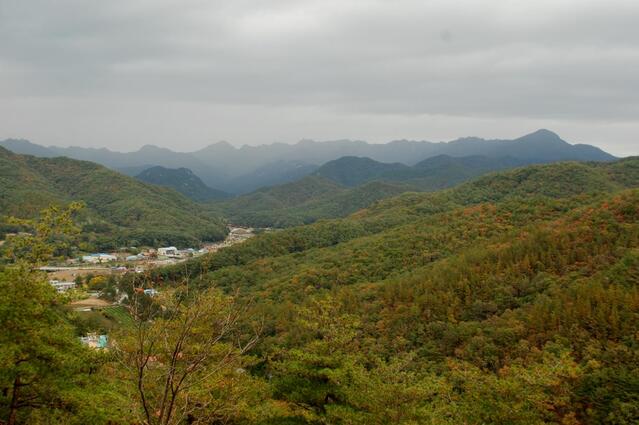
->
[1, 0, 638, 156]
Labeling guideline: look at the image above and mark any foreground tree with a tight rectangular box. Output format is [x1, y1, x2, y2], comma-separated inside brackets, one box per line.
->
[0, 264, 85, 424]
[117, 286, 261, 425]
[1, 202, 83, 264]
[0, 204, 128, 424]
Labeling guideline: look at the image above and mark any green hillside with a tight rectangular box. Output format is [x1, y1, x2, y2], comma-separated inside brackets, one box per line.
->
[0, 147, 227, 249]
[314, 154, 525, 188]
[407, 154, 527, 189]
[314, 156, 414, 186]
[142, 157, 639, 424]
[215, 175, 411, 227]
[166, 158, 639, 280]
[216, 156, 624, 228]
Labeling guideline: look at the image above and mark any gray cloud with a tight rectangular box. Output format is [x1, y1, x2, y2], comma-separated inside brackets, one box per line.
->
[1, 0, 638, 155]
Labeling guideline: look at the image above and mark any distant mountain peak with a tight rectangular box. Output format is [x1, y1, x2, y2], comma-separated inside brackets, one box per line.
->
[209, 140, 234, 149]
[196, 140, 236, 154]
[138, 144, 166, 152]
[530, 128, 560, 137]
[517, 129, 566, 144]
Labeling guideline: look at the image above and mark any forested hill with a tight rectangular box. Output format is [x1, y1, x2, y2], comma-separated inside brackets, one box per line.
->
[314, 154, 527, 188]
[0, 147, 227, 248]
[313, 156, 413, 186]
[216, 155, 520, 228]
[135, 166, 231, 201]
[215, 153, 621, 228]
[146, 157, 639, 424]
[213, 175, 411, 227]
[165, 157, 639, 281]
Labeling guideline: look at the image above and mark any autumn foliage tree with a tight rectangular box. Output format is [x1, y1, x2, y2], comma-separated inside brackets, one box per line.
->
[116, 286, 261, 425]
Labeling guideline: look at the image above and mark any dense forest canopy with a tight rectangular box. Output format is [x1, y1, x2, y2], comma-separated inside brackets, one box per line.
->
[139, 157, 639, 423]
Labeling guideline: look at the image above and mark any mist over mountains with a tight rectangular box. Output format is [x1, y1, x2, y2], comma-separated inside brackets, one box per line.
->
[1, 129, 616, 194]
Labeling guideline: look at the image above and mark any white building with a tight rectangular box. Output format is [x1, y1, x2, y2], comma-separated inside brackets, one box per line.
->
[82, 253, 117, 264]
[157, 246, 179, 257]
[143, 288, 159, 297]
[49, 280, 76, 293]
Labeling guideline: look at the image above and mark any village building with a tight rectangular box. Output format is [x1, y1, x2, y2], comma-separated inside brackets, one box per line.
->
[126, 253, 145, 261]
[82, 253, 117, 263]
[144, 288, 159, 297]
[79, 333, 108, 349]
[49, 280, 76, 293]
[157, 246, 179, 257]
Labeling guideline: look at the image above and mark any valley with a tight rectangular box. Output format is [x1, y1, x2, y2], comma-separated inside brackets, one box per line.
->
[3, 3, 638, 423]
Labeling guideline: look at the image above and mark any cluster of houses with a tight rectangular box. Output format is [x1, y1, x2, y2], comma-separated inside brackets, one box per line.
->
[81, 246, 207, 265]
[43, 228, 261, 297]
[74, 227, 257, 266]
[69, 231, 254, 352]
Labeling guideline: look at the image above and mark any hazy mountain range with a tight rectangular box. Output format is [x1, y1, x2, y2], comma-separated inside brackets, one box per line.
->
[0, 129, 616, 194]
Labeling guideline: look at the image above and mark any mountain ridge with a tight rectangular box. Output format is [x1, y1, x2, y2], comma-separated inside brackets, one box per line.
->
[1, 130, 617, 194]
[135, 166, 231, 201]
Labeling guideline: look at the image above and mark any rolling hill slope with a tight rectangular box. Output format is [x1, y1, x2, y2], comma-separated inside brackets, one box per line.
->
[314, 156, 413, 186]
[170, 157, 639, 282]
[0, 147, 227, 249]
[214, 176, 411, 227]
[314, 154, 527, 188]
[217, 152, 600, 227]
[145, 157, 639, 424]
